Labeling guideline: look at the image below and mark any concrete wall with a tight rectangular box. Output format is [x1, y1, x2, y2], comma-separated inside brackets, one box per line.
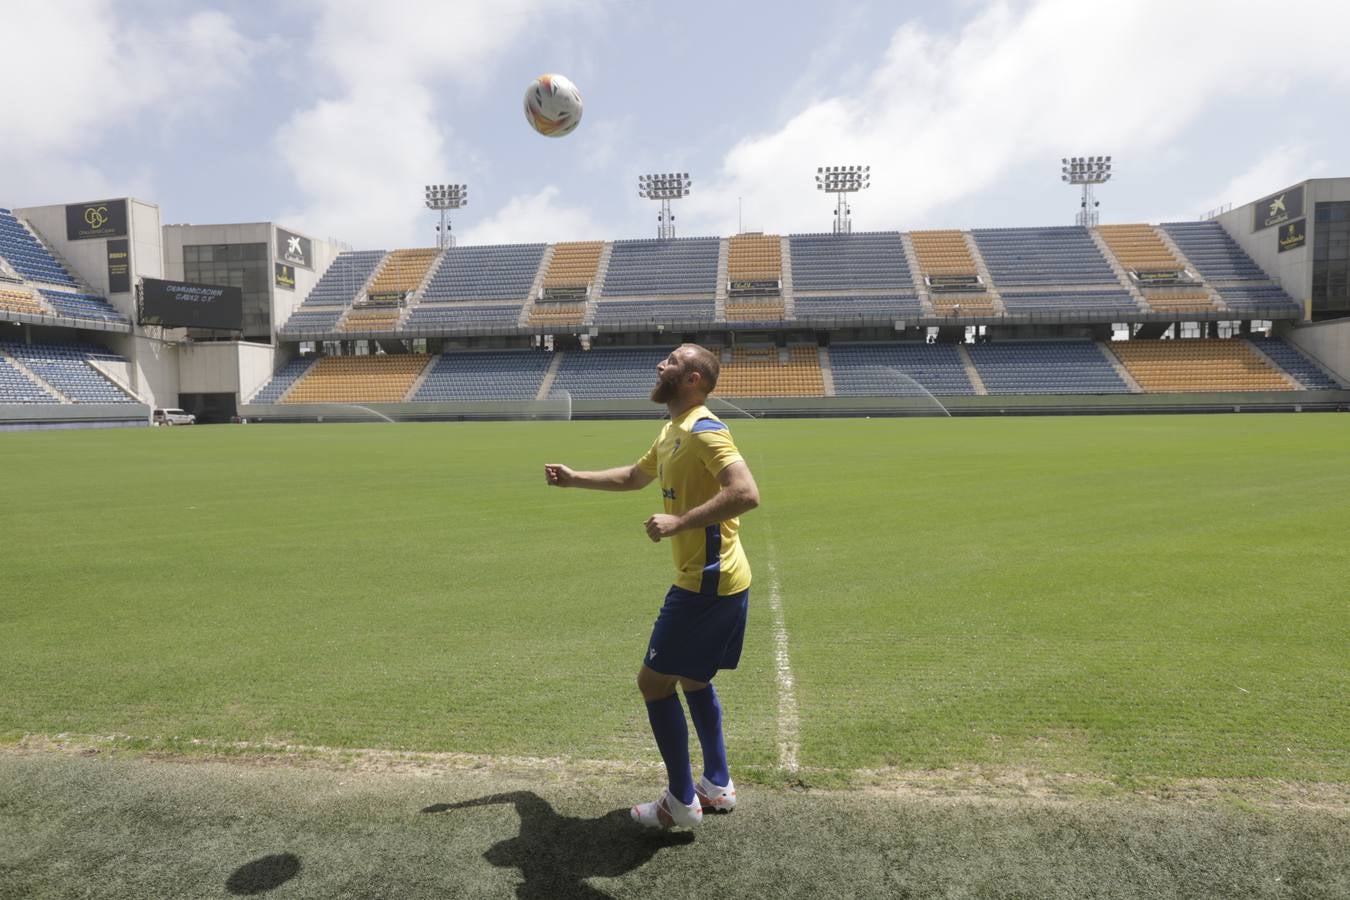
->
[176, 340, 277, 401]
[1280, 318, 1350, 383]
[1217, 177, 1350, 317]
[102, 333, 179, 409]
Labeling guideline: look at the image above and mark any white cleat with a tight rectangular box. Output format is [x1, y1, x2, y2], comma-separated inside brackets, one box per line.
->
[630, 789, 703, 829]
[695, 775, 737, 813]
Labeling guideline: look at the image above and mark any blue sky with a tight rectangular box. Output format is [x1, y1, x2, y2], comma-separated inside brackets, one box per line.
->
[4, 0, 1347, 250]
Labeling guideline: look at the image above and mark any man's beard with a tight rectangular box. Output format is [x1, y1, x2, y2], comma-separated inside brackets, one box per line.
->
[650, 371, 679, 403]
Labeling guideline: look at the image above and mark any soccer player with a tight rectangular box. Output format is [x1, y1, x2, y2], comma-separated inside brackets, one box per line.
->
[544, 343, 760, 829]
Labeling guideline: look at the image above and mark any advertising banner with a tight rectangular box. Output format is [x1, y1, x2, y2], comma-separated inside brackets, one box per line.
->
[1253, 184, 1304, 232]
[106, 239, 130, 293]
[275, 262, 296, 290]
[1277, 218, 1306, 253]
[66, 198, 129, 240]
[276, 227, 313, 270]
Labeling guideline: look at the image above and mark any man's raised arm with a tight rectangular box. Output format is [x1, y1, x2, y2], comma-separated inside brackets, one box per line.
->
[545, 463, 654, 491]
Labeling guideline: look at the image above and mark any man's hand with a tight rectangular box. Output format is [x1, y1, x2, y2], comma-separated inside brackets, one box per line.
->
[544, 463, 576, 487]
[644, 513, 682, 542]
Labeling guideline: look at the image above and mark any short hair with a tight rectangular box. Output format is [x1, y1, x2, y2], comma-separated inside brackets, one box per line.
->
[678, 343, 720, 394]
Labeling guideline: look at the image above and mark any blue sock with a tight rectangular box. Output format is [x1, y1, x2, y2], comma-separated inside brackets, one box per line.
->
[645, 693, 695, 805]
[684, 684, 730, 787]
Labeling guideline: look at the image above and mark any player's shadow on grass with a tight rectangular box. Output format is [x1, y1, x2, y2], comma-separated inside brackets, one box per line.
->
[225, 852, 301, 894]
[423, 791, 694, 899]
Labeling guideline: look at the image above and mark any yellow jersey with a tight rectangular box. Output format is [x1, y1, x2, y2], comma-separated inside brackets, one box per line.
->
[636, 405, 752, 595]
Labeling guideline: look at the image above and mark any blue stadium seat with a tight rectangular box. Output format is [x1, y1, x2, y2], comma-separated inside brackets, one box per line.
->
[250, 357, 317, 403]
[601, 238, 719, 297]
[422, 244, 546, 302]
[789, 232, 913, 292]
[971, 227, 1117, 286]
[411, 351, 552, 401]
[1248, 338, 1341, 389]
[1160, 221, 1267, 281]
[829, 343, 975, 396]
[0, 342, 135, 403]
[966, 341, 1129, 394]
[551, 347, 668, 399]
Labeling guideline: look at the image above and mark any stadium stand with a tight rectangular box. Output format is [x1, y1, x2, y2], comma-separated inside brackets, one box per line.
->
[0, 287, 46, 317]
[528, 301, 586, 327]
[0, 209, 78, 287]
[725, 300, 785, 322]
[1095, 224, 1184, 273]
[1, 342, 136, 403]
[250, 357, 316, 404]
[551, 347, 668, 399]
[423, 244, 546, 301]
[405, 303, 523, 330]
[929, 293, 999, 316]
[789, 232, 912, 292]
[339, 307, 402, 332]
[1141, 289, 1217, 315]
[966, 341, 1130, 394]
[1248, 337, 1342, 389]
[305, 250, 387, 305]
[0, 352, 57, 403]
[972, 226, 1117, 285]
[283, 354, 430, 403]
[541, 241, 603, 293]
[727, 233, 782, 286]
[1159, 222, 1268, 281]
[366, 248, 440, 297]
[1214, 285, 1301, 315]
[910, 230, 978, 277]
[1108, 339, 1291, 392]
[412, 351, 552, 401]
[593, 299, 716, 326]
[36, 289, 127, 323]
[792, 294, 924, 322]
[601, 238, 720, 297]
[828, 343, 975, 396]
[997, 290, 1138, 315]
[717, 346, 824, 397]
[282, 306, 346, 332]
[281, 249, 386, 334]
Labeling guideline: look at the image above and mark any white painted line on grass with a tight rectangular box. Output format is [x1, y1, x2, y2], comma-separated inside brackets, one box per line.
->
[766, 553, 800, 773]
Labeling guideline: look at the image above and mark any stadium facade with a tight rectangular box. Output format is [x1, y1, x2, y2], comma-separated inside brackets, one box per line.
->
[1, 178, 1347, 428]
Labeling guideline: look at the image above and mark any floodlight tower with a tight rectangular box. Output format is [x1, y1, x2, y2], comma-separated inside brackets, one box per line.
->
[425, 183, 468, 249]
[1060, 157, 1111, 227]
[816, 165, 870, 234]
[638, 172, 691, 239]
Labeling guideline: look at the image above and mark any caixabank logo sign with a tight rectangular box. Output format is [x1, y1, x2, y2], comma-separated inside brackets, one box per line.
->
[275, 227, 313, 270]
[65, 199, 128, 240]
[1253, 185, 1304, 232]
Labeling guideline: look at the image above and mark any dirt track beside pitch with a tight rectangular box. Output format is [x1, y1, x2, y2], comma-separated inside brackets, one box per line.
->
[3, 744, 1347, 899]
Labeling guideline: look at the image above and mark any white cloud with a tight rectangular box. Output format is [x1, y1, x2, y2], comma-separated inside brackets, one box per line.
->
[1187, 144, 1327, 221]
[681, 0, 1350, 236]
[0, 1, 251, 204]
[275, 0, 605, 247]
[460, 186, 607, 245]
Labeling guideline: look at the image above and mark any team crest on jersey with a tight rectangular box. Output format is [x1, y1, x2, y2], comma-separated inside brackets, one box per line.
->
[673, 438, 682, 454]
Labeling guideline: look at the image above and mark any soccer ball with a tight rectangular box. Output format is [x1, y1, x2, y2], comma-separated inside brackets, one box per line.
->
[524, 73, 583, 138]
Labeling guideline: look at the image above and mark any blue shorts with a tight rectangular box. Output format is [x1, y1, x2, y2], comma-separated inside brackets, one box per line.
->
[643, 585, 749, 683]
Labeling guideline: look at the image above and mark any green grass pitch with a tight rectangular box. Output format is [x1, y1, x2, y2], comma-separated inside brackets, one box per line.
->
[2, 415, 1347, 785]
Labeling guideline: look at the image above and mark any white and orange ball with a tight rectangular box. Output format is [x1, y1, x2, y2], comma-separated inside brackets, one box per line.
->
[524, 73, 583, 138]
